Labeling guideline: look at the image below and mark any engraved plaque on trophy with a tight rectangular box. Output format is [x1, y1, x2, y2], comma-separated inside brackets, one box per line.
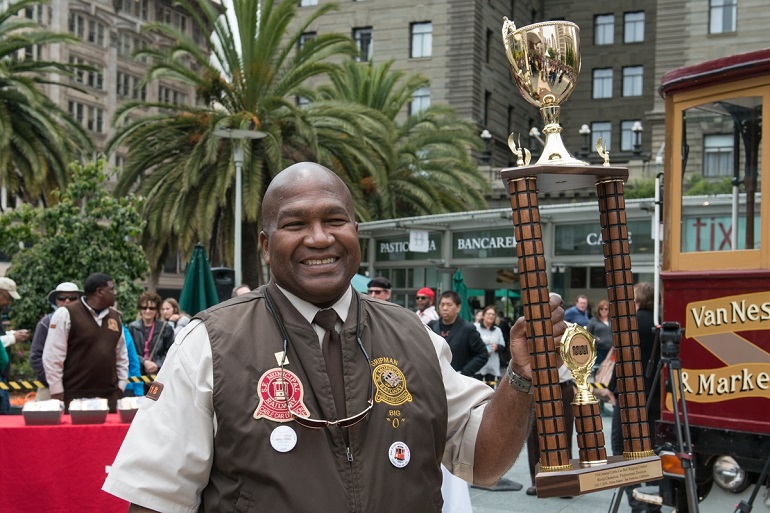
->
[500, 18, 662, 498]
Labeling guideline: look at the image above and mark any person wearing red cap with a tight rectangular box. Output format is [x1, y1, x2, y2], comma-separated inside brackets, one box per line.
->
[415, 287, 438, 325]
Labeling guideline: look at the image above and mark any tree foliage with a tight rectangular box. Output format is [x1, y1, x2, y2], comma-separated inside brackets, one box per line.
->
[107, 0, 362, 286]
[0, 159, 149, 335]
[306, 60, 488, 219]
[0, 0, 92, 204]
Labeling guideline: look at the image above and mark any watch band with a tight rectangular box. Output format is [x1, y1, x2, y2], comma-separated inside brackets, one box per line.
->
[506, 365, 534, 394]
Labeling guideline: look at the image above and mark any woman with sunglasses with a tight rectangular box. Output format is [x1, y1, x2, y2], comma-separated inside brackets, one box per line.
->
[128, 292, 174, 381]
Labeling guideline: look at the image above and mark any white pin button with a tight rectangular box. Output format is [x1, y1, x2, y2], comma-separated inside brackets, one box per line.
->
[388, 441, 411, 468]
[270, 425, 298, 453]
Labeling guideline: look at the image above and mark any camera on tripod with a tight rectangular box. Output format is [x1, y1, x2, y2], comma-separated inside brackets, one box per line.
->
[653, 321, 684, 359]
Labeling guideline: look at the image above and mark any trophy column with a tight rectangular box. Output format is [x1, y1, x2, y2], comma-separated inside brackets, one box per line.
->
[596, 179, 654, 458]
[506, 174, 571, 472]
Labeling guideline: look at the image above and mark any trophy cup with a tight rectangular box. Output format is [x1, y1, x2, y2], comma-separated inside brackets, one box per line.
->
[500, 18, 662, 498]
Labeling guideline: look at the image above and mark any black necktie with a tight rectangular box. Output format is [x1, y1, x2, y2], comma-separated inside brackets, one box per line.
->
[313, 309, 346, 419]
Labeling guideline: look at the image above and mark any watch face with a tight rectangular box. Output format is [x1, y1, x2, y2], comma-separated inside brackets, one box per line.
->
[508, 368, 533, 393]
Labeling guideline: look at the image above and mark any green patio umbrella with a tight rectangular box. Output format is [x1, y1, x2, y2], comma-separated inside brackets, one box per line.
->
[179, 244, 220, 316]
[452, 269, 473, 322]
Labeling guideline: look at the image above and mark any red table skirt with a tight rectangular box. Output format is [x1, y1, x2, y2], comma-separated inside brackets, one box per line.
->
[0, 413, 130, 513]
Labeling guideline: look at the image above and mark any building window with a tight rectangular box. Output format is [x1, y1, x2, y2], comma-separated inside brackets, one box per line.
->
[23, 4, 44, 22]
[69, 12, 107, 47]
[117, 71, 146, 100]
[704, 134, 734, 177]
[624, 12, 645, 43]
[594, 14, 614, 45]
[300, 0, 318, 6]
[69, 56, 104, 90]
[158, 85, 187, 105]
[484, 91, 491, 126]
[622, 66, 643, 96]
[19, 44, 41, 61]
[710, 0, 737, 34]
[68, 12, 85, 40]
[88, 19, 105, 46]
[68, 101, 104, 133]
[411, 22, 432, 58]
[161, 7, 188, 34]
[410, 86, 430, 116]
[592, 121, 612, 151]
[298, 32, 316, 52]
[485, 29, 492, 63]
[592, 68, 613, 99]
[117, 0, 149, 20]
[620, 120, 641, 151]
[117, 32, 148, 63]
[353, 27, 373, 62]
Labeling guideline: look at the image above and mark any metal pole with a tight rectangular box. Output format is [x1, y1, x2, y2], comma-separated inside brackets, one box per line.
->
[653, 173, 662, 324]
[731, 182, 739, 251]
[233, 141, 244, 287]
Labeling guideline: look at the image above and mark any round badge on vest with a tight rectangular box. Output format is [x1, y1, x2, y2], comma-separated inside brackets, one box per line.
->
[388, 441, 411, 468]
[270, 425, 298, 453]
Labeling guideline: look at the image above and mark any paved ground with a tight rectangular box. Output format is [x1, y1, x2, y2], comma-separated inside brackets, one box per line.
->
[468, 410, 770, 513]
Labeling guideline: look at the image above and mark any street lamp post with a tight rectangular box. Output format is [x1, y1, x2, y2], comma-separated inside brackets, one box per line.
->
[213, 127, 267, 287]
[529, 126, 544, 158]
[579, 123, 591, 158]
[632, 121, 643, 156]
[480, 129, 492, 165]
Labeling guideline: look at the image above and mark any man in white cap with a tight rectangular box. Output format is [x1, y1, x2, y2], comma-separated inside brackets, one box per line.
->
[0, 277, 30, 413]
[29, 282, 83, 399]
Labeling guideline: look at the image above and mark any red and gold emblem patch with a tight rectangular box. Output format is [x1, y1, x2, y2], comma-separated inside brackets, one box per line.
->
[253, 368, 310, 422]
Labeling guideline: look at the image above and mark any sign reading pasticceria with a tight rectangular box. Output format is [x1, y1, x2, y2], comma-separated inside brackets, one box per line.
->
[375, 234, 443, 261]
[554, 220, 653, 256]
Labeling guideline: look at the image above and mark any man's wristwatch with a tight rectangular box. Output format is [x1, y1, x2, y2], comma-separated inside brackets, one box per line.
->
[506, 364, 534, 394]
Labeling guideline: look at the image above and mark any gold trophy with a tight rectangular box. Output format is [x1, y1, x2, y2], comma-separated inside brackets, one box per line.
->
[502, 18, 584, 167]
[500, 18, 662, 498]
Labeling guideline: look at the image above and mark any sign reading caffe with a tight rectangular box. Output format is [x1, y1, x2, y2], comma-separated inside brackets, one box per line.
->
[554, 220, 652, 256]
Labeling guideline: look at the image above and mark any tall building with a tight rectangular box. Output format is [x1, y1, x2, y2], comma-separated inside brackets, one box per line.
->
[13, 0, 205, 166]
[1, 0, 207, 282]
[291, 0, 660, 206]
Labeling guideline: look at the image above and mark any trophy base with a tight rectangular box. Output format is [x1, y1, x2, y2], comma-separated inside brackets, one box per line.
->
[501, 164, 629, 194]
[534, 454, 662, 498]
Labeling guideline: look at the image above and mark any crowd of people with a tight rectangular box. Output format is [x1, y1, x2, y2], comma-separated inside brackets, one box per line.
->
[0, 274, 216, 411]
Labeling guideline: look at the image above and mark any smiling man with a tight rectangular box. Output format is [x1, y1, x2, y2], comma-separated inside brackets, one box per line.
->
[104, 162, 566, 513]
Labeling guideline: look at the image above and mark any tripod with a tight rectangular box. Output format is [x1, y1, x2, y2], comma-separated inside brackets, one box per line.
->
[734, 453, 770, 513]
[608, 321, 699, 513]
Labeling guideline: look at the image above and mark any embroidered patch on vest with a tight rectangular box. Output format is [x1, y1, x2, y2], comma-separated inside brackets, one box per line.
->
[372, 361, 413, 406]
[146, 381, 163, 401]
[107, 318, 119, 332]
[253, 368, 310, 423]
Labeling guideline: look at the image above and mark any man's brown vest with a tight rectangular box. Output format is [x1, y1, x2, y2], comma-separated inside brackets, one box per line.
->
[198, 282, 448, 513]
[63, 301, 122, 409]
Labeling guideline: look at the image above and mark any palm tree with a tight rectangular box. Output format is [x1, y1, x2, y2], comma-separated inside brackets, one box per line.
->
[108, 0, 380, 286]
[306, 59, 489, 219]
[0, 0, 92, 205]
